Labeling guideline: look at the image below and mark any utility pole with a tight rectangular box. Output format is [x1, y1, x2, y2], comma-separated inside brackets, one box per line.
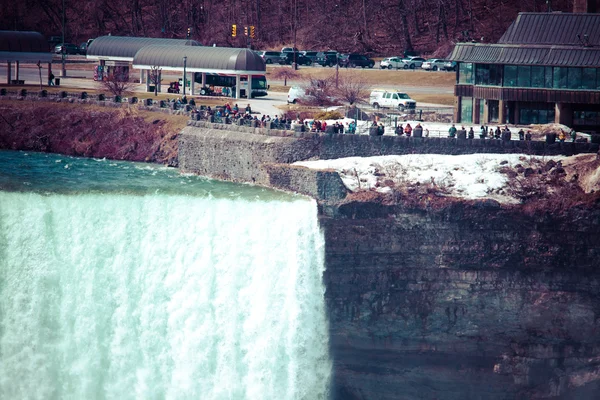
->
[61, 0, 66, 77]
[336, 53, 339, 88]
[183, 56, 187, 96]
[293, 0, 298, 70]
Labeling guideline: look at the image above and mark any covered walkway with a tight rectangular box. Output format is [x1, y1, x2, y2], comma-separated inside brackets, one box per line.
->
[0, 31, 53, 85]
[86, 36, 201, 88]
[132, 45, 266, 98]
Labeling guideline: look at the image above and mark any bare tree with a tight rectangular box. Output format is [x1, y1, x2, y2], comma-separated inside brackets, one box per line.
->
[303, 74, 338, 106]
[271, 67, 300, 86]
[100, 69, 134, 97]
[335, 73, 369, 105]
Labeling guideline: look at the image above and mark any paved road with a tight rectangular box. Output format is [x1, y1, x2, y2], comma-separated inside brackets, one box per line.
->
[0, 63, 451, 116]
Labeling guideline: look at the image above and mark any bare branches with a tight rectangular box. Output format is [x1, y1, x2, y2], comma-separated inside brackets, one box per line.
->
[335, 73, 369, 105]
[271, 68, 300, 86]
[100, 69, 134, 97]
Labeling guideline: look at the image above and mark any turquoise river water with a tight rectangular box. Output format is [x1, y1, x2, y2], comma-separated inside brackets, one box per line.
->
[0, 150, 331, 400]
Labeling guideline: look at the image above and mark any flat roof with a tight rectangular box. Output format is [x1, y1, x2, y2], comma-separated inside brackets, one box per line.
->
[0, 31, 52, 63]
[133, 46, 266, 75]
[86, 36, 201, 61]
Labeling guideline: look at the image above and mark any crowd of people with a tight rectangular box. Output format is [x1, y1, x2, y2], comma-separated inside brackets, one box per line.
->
[392, 122, 429, 137]
[185, 98, 580, 142]
[444, 124, 536, 141]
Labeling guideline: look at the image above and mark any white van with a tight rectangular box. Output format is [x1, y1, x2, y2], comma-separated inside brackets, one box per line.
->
[287, 86, 307, 104]
[369, 89, 416, 110]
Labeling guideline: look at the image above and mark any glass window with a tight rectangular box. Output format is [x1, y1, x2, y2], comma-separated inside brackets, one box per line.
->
[553, 67, 568, 88]
[488, 100, 499, 122]
[504, 65, 517, 87]
[568, 68, 582, 89]
[461, 97, 473, 123]
[531, 66, 545, 88]
[459, 63, 473, 84]
[582, 68, 596, 89]
[545, 67, 553, 88]
[517, 66, 531, 87]
[518, 104, 555, 125]
[392, 94, 398, 99]
[475, 64, 502, 86]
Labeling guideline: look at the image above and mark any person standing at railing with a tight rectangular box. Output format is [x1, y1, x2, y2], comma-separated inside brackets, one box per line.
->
[448, 124, 457, 138]
[479, 125, 487, 139]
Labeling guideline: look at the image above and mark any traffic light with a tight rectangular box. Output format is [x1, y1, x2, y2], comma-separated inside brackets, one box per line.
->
[187, 27, 191, 38]
[232, 24, 237, 37]
[250, 26, 255, 38]
[244, 26, 248, 36]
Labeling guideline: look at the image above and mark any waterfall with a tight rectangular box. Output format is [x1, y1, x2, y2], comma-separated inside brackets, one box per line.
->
[0, 190, 331, 400]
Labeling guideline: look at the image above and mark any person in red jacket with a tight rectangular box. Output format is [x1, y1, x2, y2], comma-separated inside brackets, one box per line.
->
[404, 123, 412, 136]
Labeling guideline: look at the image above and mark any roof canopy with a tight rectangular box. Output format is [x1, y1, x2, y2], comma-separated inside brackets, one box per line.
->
[133, 46, 266, 74]
[86, 36, 201, 61]
[450, 13, 600, 67]
[0, 31, 52, 63]
[499, 13, 600, 46]
[450, 43, 600, 67]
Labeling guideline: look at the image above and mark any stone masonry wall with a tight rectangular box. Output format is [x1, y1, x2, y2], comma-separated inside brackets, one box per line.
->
[179, 122, 599, 202]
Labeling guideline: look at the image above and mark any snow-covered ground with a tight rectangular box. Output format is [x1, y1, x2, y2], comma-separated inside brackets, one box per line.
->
[294, 153, 565, 204]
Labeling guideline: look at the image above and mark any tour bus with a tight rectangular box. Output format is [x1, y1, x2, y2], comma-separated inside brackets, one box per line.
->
[194, 73, 268, 98]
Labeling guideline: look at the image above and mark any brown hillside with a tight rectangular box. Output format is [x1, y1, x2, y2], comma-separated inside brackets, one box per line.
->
[1, 0, 573, 57]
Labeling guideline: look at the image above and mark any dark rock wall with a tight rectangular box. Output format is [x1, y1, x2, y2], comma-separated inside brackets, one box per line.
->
[321, 202, 600, 400]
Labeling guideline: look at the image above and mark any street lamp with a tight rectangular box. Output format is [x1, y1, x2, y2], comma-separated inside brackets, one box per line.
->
[183, 56, 187, 96]
[61, 0, 66, 77]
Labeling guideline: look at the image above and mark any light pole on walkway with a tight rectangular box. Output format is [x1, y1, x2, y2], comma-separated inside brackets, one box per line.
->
[183, 56, 187, 96]
[61, 0, 66, 77]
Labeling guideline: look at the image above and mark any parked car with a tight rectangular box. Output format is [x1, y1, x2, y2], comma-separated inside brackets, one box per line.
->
[257, 51, 283, 64]
[380, 57, 404, 69]
[421, 58, 447, 71]
[369, 89, 416, 110]
[339, 53, 375, 68]
[279, 51, 311, 66]
[400, 56, 426, 69]
[301, 51, 319, 64]
[316, 51, 338, 67]
[281, 47, 299, 53]
[443, 60, 457, 71]
[79, 39, 94, 55]
[54, 43, 80, 55]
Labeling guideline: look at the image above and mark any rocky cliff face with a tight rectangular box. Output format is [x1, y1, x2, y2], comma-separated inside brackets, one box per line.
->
[321, 201, 600, 399]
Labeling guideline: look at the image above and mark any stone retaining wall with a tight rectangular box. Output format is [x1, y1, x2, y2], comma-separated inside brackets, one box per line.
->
[179, 121, 599, 202]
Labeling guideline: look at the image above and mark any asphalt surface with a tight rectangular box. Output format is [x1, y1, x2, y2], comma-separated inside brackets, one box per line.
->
[0, 61, 452, 116]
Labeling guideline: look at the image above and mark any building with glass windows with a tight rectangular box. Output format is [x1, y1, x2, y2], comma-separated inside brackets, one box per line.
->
[449, 10, 600, 133]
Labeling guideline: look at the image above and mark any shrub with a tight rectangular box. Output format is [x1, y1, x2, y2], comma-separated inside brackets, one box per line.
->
[39, 90, 48, 97]
[0, 88, 6, 96]
[19, 89, 27, 97]
[98, 93, 106, 101]
[59, 91, 68, 98]
[314, 110, 343, 120]
[81, 91, 88, 99]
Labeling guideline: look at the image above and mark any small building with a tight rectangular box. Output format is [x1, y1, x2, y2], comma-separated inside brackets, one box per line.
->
[86, 36, 201, 86]
[449, 6, 600, 133]
[0, 31, 53, 85]
[132, 45, 267, 98]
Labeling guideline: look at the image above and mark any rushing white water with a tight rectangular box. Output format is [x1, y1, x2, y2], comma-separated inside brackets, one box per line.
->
[0, 191, 331, 400]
